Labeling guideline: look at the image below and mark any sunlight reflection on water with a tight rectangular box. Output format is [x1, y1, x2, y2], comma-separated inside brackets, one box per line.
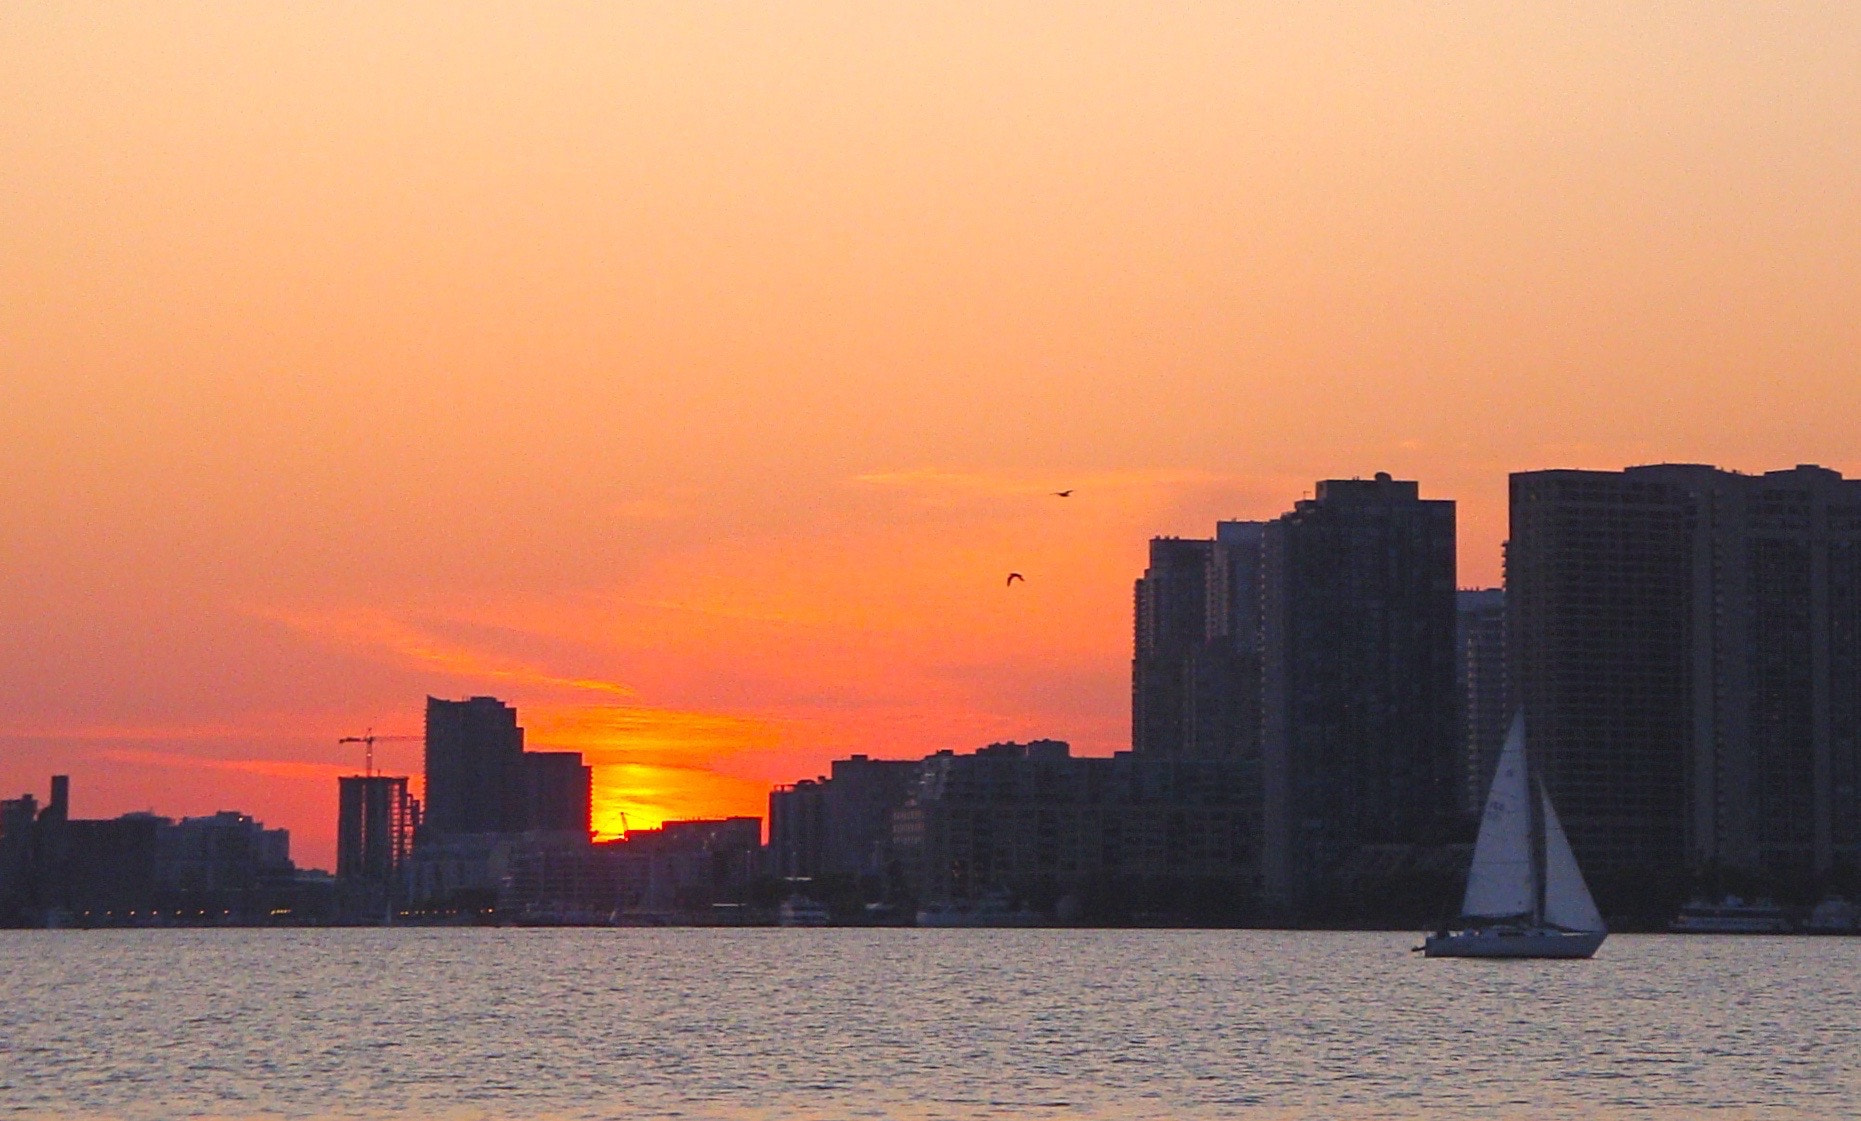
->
[1, 929, 1856, 1120]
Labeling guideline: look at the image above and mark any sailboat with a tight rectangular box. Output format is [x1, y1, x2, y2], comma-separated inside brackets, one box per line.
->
[1421, 712, 1606, 959]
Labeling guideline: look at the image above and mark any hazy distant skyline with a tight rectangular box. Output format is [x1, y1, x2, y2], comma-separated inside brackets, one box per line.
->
[5, 4, 1858, 866]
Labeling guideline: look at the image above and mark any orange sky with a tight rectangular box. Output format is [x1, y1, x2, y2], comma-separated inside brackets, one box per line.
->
[4, 4, 1858, 868]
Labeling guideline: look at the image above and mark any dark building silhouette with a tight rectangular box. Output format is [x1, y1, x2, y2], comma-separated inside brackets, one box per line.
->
[768, 754, 917, 881]
[1456, 588, 1508, 817]
[1509, 468, 1693, 885]
[64, 816, 160, 914]
[1510, 464, 1861, 894]
[0, 792, 38, 922]
[886, 741, 1261, 917]
[1, 776, 297, 926]
[1132, 524, 1265, 760]
[154, 811, 291, 895]
[421, 697, 591, 841]
[498, 817, 764, 921]
[891, 740, 1115, 905]
[768, 778, 826, 880]
[1133, 537, 1214, 756]
[407, 697, 592, 907]
[423, 696, 526, 836]
[1262, 474, 1459, 907]
[521, 752, 593, 836]
[336, 775, 419, 909]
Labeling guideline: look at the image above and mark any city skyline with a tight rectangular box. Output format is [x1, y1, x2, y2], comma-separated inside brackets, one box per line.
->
[6, 6, 1860, 870]
[14, 459, 1858, 877]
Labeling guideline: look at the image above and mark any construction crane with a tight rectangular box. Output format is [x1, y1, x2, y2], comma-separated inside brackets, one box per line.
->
[337, 729, 422, 777]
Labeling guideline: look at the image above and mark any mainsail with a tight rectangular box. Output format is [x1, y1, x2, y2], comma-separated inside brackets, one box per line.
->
[1461, 713, 1536, 919]
[1539, 783, 1605, 933]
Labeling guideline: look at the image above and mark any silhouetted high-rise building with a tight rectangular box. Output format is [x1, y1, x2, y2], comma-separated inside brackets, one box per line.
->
[423, 696, 525, 835]
[0, 793, 40, 923]
[1134, 537, 1214, 756]
[1262, 474, 1458, 905]
[768, 778, 826, 880]
[1510, 464, 1861, 890]
[521, 752, 593, 836]
[155, 811, 291, 894]
[1456, 588, 1508, 817]
[1132, 522, 1265, 759]
[767, 754, 917, 881]
[888, 740, 1261, 915]
[337, 775, 419, 884]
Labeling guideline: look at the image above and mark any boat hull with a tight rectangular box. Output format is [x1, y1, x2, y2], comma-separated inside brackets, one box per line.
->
[1422, 928, 1605, 959]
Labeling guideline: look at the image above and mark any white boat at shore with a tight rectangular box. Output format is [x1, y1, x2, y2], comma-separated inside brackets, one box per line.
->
[1421, 713, 1607, 959]
[778, 896, 831, 927]
[916, 892, 1041, 928]
[1670, 895, 1792, 934]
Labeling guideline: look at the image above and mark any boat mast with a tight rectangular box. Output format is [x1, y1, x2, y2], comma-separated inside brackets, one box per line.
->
[1527, 742, 1546, 927]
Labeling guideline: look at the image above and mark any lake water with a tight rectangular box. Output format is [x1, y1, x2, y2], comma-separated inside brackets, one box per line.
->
[1, 929, 1856, 1120]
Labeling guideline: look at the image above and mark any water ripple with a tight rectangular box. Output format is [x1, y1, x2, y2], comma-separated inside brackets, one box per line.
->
[0, 930, 1857, 1120]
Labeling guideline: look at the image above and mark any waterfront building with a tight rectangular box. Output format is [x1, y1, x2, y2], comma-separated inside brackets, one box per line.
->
[886, 741, 1260, 917]
[0, 775, 298, 925]
[1456, 588, 1508, 818]
[406, 698, 594, 907]
[891, 741, 1115, 905]
[1509, 464, 1861, 891]
[521, 752, 593, 836]
[1261, 474, 1459, 908]
[423, 696, 526, 836]
[1132, 522, 1266, 760]
[154, 811, 292, 895]
[1133, 537, 1214, 757]
[768, 754, 917, 881]
[336, 775, 419, 918]
[499, 817, 764, 920]
[0, 792, 42, 923]
[767, 778, 826, 880]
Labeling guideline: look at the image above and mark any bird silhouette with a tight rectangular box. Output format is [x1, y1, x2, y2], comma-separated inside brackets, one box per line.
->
[1052, 489, 1073, 497]
[1005, 572, 1025, 586]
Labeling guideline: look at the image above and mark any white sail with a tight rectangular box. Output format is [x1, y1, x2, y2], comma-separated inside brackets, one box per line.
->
[1461, 712, 1536, 919]
[1539, 782, 1605, 933]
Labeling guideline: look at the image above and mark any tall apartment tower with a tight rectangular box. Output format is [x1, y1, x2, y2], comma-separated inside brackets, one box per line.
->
[336, 775, 419, 883]
[1456, 588, 1509, 818]
[424, 696, 525, 836]
[1131, 522, 1266, 758]
[1509, 464, 1861, 888]
[1133, 537, 1215, 756]
[1261, 474, 1458, 905]
[521, 752, 593, 837]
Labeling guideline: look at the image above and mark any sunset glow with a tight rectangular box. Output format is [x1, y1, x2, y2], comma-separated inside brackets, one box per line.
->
[5, 4, 1858, 867]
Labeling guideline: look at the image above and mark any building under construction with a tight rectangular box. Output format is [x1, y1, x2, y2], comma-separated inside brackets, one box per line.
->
[335, 775, 419, 920]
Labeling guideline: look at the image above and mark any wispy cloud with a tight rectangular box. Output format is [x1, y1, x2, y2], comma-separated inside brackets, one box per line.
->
[526, 704, 782, 770]
[248, 605, 639, 698]
[0, 720, 275, 744]
[93, 748, 349, 783]
[854, 466, 1247, 498]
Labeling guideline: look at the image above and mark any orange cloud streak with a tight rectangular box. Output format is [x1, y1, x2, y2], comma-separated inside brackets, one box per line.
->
[94, 748, 350, 784]
[250, 605, 640, 699]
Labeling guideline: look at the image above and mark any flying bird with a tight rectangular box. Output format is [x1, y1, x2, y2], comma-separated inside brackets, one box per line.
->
[1052, 489, 1073, 497]
[1005, 572, 1025, 586]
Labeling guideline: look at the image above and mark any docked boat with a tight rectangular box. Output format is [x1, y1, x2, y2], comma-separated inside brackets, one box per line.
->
[916, 891, 1041, 928]
[1806, 896, 1859, 935]
[777, 896, 831, 927]
[1421, 713, 1607, 959]
[1669, 895, 1792, 934]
